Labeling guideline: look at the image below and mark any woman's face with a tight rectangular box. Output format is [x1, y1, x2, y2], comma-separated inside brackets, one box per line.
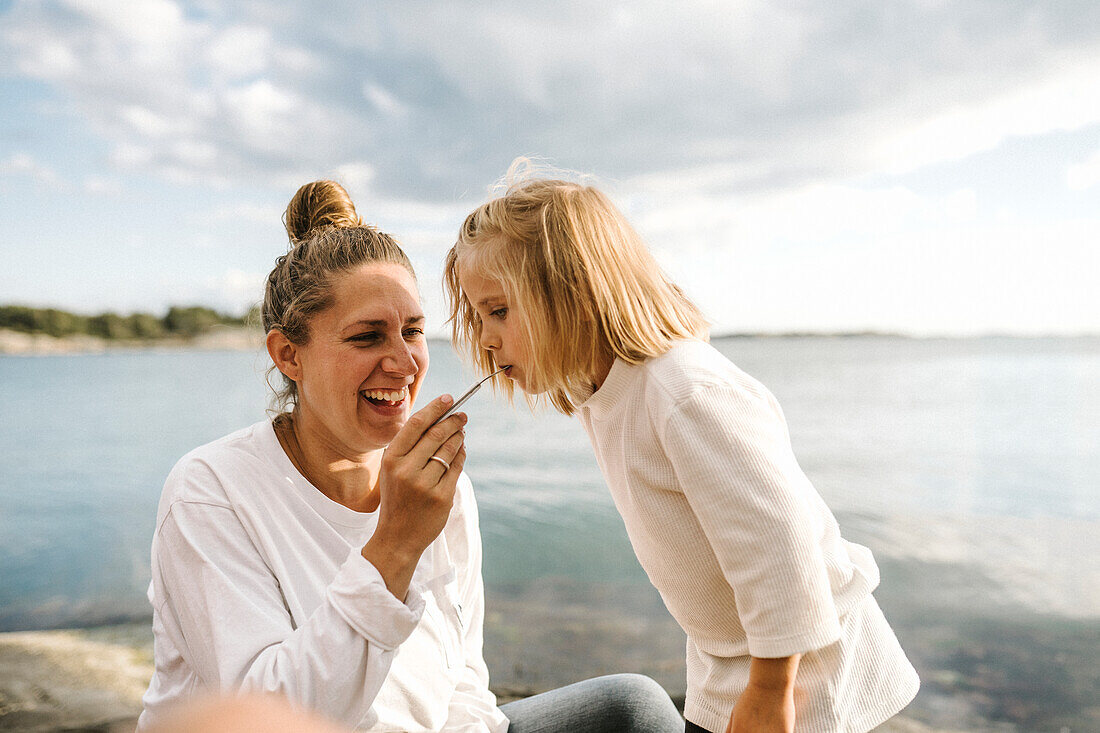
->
[292, 262, 429, 454]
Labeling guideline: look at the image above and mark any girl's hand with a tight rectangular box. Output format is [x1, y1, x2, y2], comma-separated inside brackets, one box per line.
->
[361, 395, 468, 599]
[725, 684, 795, 733]
[725, 654, 800, 733]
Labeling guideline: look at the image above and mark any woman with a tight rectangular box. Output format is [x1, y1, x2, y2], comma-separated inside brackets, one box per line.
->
[138, 180, 683, 733]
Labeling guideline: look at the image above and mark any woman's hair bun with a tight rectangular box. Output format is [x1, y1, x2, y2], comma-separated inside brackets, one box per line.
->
[284, 180, 363, 243]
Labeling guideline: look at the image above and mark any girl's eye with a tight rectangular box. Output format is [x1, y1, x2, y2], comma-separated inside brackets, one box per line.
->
[490, 307, 507, 319]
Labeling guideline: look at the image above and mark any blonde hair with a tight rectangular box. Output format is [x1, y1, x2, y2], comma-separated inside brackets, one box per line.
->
[445, 173, 708, 416]
[263, 180, 415, 412]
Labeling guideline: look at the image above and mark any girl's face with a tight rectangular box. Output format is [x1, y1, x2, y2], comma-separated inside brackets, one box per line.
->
[459, 269, 534, 393]
[291, 262, 429, 454]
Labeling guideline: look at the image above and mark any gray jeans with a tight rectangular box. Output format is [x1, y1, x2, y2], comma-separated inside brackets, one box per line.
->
[500, 674, 684, 733]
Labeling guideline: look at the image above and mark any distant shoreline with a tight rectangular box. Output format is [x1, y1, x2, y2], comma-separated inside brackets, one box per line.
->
[3, 327, 1094, 357]
[0, 326, 264, 356]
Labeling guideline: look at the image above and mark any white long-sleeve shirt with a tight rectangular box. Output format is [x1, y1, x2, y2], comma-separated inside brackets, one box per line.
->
[576, 340, 919, 733]
[137, 420, 508, 733]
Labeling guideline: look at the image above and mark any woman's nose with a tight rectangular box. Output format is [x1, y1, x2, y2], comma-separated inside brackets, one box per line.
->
[381, 341, 418, 375]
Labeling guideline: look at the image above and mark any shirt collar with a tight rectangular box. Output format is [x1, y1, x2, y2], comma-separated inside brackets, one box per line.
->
[578, 357, 636, 420]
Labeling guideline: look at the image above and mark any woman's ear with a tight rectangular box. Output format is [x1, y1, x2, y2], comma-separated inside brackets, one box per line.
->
[266, 329, 303, 382]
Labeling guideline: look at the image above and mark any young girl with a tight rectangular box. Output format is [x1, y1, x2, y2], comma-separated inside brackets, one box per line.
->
[444, 174, 920, 733]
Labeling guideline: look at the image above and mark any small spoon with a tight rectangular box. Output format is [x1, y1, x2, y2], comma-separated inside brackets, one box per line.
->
[433, 366, 510, 425]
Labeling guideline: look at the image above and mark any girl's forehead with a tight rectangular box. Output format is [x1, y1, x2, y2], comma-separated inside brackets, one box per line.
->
[457, 239, 511, 278]
[459, 269, 507, 300]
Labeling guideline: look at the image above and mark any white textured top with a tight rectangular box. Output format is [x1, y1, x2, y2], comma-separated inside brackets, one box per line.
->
[577, 340, 918, 733]
[138, 420, 508, 733]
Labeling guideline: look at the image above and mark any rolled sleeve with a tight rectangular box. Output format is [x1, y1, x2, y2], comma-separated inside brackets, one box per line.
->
[664, 384, 842, 658]
[152, 500, 424, 728]
[328, 548, 424, 651]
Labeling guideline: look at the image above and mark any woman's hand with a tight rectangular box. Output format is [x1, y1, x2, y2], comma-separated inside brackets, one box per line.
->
[725, 655, 799, 733]
[361, 395, 468, 599]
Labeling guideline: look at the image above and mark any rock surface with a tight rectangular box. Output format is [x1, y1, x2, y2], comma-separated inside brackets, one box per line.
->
[0, 625, 151, 732]
[0, 624, 957, 733]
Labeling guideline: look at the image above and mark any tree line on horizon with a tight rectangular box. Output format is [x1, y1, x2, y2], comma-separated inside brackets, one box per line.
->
[0, 304, 262, 341]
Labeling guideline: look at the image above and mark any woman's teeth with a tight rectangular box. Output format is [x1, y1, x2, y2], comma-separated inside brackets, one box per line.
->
[362, 388, 407, 404]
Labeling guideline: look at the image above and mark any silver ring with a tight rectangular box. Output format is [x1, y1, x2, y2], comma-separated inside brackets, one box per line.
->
[428, 455, 450, 471]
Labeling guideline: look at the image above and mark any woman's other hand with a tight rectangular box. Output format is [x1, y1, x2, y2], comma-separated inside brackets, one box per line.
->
[361, 394, 467, 599]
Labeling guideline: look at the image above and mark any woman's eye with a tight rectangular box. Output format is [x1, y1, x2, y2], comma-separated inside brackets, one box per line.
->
[490, 307, 507, 319]
[403, 328, 425, 339]
[349, 333, 381, 344]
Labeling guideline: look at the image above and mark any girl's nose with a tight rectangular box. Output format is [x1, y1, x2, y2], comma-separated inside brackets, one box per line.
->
[478, 327, 500, 351]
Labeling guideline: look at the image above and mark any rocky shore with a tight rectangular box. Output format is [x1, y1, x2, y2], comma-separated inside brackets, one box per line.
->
[0, 624, 151, 732]
[0, 622, 960, 733]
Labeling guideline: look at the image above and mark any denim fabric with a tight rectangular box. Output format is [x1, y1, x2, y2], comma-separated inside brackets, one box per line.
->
[500, 674, 684, 733]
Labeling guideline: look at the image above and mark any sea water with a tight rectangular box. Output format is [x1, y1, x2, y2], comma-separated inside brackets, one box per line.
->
[1, 337, 1097, 729]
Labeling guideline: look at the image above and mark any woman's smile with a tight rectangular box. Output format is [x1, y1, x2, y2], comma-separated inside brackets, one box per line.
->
[360, 386, 411, 414]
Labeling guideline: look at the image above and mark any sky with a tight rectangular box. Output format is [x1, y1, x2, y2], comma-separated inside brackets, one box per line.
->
[1, 0, 1098, 336]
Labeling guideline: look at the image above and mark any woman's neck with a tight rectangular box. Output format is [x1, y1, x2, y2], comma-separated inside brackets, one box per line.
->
[275, 411, 383, 513]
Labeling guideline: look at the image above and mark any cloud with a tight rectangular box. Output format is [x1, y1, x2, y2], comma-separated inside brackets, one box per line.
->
[82, 175, 122, 195]
[210, 201, 283, 225]
[62, 0, 187, 48]
[624, 176, 1096, 335]
[330, 162, 376, 199]
[221, 80, 301, 153]
[5, 0, 1098, 201]
[0, 152, 59, 185]
[205, 25, 276, 80]
[1067, 147, 1100, 191]
[362, 82, 408, 118]
[0, 0, 337, 190]
[2, 1, 1098, 333]
[873, 52, 1100, 174]
[201, 268, 267, 313]
[307, 0, 1100, 196]
[120, 105, 175, 139]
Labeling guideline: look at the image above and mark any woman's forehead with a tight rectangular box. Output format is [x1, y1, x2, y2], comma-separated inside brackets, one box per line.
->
[336, 261, 417, 292]
[328, 263, 422, 321]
